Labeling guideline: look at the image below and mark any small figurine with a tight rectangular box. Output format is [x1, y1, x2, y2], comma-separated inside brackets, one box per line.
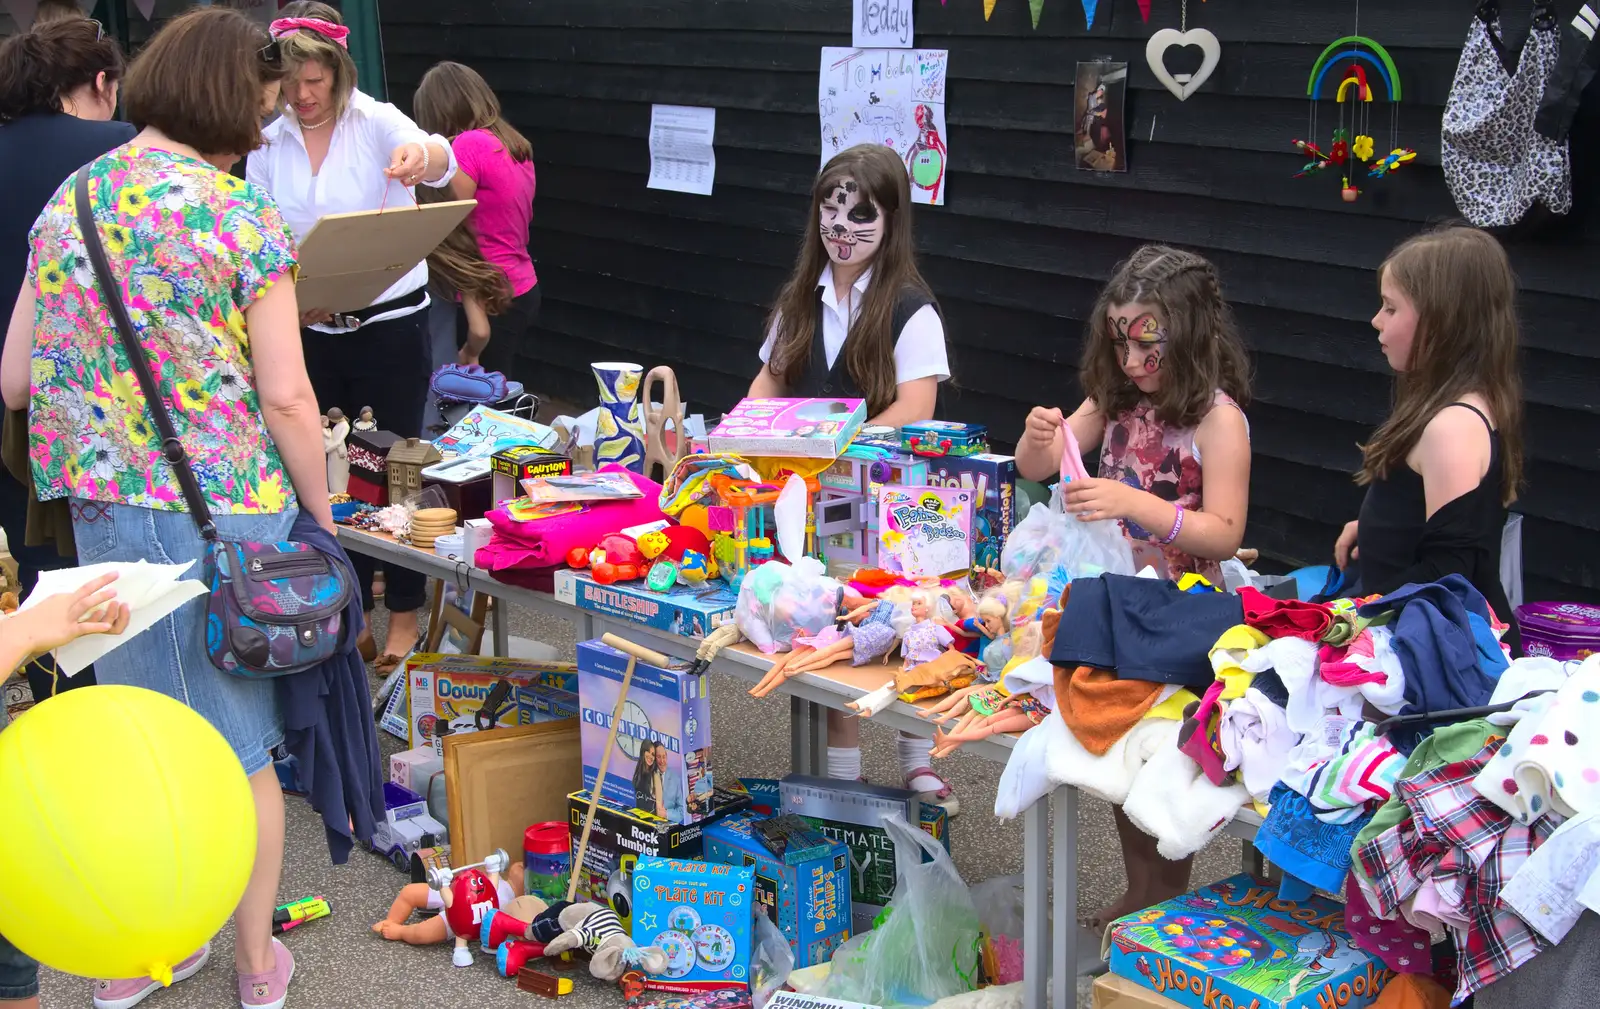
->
[324, 406, 350, 495]
[353, 405, 377, 432]
[847, 591, 979, 717]
[372, 849, 519, 967]
[539, 901, 669, 982]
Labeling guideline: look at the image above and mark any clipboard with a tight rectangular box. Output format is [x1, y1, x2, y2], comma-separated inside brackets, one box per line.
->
[293, 197, 476, 313]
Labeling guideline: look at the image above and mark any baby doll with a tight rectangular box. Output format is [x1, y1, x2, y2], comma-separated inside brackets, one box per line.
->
[749, 589, 905, 697]
[847, 591, 979, 717]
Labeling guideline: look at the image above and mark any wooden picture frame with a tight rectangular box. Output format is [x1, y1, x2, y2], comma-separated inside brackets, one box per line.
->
[442, 719, 581, 867]
[294, 199, 476, 313]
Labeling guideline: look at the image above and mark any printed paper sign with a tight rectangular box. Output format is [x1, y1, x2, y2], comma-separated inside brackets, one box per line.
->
[819, 48, 949, 205]
[647, 104, 717, 196]
[853, 0, 914, 48]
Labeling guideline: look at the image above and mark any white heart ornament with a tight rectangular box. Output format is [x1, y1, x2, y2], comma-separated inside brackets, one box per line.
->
[1146, 28, 1221, 101]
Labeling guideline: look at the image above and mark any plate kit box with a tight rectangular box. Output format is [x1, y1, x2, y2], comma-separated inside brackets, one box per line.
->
[556, 569, 738, 636]
[1104, 875, 1393, 1009]
[704, 811, 851, 968]
[566, 786, 752, 929]
[632, 857, 756, 991]
[579, 639, 716, 825]
[778, 775, 947, 931]
[708, 398, 867, 459]
[925, 453, 1019, 572]
[380, 652, 577, 745]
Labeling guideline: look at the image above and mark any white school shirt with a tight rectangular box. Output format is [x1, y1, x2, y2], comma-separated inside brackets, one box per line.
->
[247, 89, 457, 333]
[757, 265, 950, 384]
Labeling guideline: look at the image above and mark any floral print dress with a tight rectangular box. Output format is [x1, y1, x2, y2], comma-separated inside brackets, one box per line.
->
[27, 147, 298, 514]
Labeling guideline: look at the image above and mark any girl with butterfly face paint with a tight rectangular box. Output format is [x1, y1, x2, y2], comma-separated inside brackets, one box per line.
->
[1014, 245, 1253, 927]
[748, 144, 961, 815]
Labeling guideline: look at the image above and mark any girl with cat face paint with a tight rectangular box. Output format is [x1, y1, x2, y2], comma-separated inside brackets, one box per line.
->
[750, 143, 949, 427]
[1014, 245, 1253, 931]
[748, 144, 959, 814]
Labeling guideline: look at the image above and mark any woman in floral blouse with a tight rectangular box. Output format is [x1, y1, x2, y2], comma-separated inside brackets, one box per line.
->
[0, 9, 324, 1008]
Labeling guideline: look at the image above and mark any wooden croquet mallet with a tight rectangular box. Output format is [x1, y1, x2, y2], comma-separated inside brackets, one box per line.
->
[566, 631, 672, 902]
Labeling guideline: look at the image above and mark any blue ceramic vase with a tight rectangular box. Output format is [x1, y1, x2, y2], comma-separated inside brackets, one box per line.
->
[591, 362, 646, 473]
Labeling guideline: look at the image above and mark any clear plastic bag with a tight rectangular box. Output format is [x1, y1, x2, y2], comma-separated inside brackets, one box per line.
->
[751, 911, 795, 1009]
[970, 875, 1026, 985]
[1001, 420, 1134, 593]
[734, 557, 844, 654]
[821, 815, 982, 1007]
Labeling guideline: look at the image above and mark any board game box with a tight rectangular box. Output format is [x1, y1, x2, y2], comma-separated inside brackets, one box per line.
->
[381, 652, 577, 745]
[555, 569, 738, 635]
[632, 857, 757, 991]
[924, 453, 1019, 572]
[1105, 875, 1393, 1009]
[704, 811, 852, 968]
[708, 398, 867, 459]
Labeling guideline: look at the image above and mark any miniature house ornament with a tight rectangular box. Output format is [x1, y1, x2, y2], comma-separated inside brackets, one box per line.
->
[1146, 0, 1220, 101]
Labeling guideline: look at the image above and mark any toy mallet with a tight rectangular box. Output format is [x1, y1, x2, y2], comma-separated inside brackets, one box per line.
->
[566, 632, 671, 902]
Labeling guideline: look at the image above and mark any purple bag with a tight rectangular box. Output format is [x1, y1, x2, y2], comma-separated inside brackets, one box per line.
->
[1516, 601, 1600, 661]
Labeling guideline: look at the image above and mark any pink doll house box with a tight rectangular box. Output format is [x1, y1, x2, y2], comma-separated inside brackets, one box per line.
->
[1105, 875, 1392, 1009]
[707, 398, 867, 459]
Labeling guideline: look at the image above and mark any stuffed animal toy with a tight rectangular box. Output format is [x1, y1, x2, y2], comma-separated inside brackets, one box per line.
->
[541, 901, 668, 981]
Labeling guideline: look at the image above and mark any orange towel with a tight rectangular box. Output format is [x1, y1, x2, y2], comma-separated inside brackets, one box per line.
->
[1056, 665, 1165, 756]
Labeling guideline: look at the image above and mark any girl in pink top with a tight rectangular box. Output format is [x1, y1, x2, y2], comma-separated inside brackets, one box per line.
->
[415, 62, 538, 385]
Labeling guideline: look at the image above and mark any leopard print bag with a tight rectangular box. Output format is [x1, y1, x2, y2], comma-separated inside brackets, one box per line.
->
[1442, 0, 1573, 228]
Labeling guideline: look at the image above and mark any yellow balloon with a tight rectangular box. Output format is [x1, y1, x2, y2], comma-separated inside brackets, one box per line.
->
[0, 685, 256, 985]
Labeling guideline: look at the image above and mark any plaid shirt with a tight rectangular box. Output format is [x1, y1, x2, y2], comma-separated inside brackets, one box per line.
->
[1352, 740, 1554, 1004]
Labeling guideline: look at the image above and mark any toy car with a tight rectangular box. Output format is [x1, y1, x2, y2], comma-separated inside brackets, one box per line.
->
[370, 782, 449, 872]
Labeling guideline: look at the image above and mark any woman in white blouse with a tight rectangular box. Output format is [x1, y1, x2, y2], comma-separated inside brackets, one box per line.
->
[247, 0, 453, 669]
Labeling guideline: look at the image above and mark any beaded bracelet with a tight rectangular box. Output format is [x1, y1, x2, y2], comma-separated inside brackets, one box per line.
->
[416, 143, 430, 182]
[1160, 504, 1185, 545]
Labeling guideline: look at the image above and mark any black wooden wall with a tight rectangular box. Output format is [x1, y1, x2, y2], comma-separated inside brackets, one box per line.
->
[381, 0, 1600, 602]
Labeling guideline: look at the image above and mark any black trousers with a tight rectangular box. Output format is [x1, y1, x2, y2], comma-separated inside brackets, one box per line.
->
[0, 470, 96, 697]
[301, 308, 431, 614]
[460, 284, 540, 391]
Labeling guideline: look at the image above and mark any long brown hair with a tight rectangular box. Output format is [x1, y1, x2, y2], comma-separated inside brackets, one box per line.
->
[1079, 245, 1251, 427]
[413, 61, 531, 162]
[122, 7, 276, 156]
[0, 16, 124, 123]
[416, 183, 512, 315]
[762, 144, 937, 417]
[1357, 226, 1523, 505]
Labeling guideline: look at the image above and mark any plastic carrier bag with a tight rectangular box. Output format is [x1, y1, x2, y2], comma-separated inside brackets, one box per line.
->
[733, 557, 843, 654]
[1000, 419, 1135, 598]
[820, 815, 982, 1007]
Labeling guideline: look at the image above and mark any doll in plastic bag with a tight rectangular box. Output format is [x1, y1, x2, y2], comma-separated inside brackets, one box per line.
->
[733, 557, 843, 654]
[749, 588, 912, 697]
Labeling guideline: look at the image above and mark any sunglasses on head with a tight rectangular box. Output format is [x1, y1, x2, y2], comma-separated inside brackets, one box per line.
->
[258, 38, 283, 72]
[86, 17, 105, 40]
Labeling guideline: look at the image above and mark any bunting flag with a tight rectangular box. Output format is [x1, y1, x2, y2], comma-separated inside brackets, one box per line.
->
[1081, 0, 1096, 27]
[132, 0, 156, 19]
[1138, 0, 1152, 20]
[1, 0, 40, 28]
[984, 0, 997, 20]
[1030, 0, 1044, 28]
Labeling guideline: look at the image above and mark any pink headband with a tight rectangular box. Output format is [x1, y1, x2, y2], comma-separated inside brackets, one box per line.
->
[269, 17, 349, 49]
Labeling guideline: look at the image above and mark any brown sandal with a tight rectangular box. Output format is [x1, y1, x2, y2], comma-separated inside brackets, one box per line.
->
[374, 653, 406, 676]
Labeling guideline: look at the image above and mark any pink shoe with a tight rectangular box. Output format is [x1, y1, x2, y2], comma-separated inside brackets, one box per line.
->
[237, 938, 295, 1009]
[905, 766, 961, 818]
[93, 944, 210, 1009]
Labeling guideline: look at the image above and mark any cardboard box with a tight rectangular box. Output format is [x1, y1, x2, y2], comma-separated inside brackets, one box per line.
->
[741, 777, 949, 854]
[381, 652, 577, 746]
[1094, 973, 1185, 1009]
[490, 444, 573, 507]
[567, 786, 753, 931]
[777, 775, 940, 931]
[708, 398, 866, 459]
[554, 569, 738, 635]
[389, 745, 443, 792]
[1105, 875, 1394, 1009]
[631, 857, 756, 991]
[515, 685, 579, 726]
[704, 811, 852, 968]
[924, 453, 1019, 572]
[816, 435, 930, 570]
[578, 639, 716, 824]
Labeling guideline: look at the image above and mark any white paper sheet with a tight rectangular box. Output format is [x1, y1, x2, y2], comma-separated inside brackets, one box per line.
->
[819, 48, 949, 205]
[21, 559, 209, 676]
[854, 0, 914, 48]
[647, 105, 717, 196]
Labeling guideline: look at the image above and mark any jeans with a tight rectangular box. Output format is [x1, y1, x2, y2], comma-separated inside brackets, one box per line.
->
[0, 930, 37, 1000]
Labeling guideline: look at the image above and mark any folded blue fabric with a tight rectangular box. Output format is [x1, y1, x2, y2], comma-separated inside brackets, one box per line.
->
[1254, 783, 1369, 895]
[1050, 574, 1243, 688]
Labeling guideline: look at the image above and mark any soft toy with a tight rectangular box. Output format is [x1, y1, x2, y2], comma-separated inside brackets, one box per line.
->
[541, 901, 668, 981]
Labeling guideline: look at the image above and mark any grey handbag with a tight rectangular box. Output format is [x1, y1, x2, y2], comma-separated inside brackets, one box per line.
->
[1442, 0, 1573, 228]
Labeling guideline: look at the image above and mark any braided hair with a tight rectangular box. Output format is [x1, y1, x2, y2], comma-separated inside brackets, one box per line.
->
[1077, 244, 1251, 428]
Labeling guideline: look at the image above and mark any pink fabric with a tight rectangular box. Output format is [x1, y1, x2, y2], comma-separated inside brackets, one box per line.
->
[1178, 679, 1230, 785]
[1345, 875, 1436, 974]
[475, 466, 665, 570]
[1319, 631, 1390, 687]
[453, 129, 537, 294]
[269, 17, 349, 47]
